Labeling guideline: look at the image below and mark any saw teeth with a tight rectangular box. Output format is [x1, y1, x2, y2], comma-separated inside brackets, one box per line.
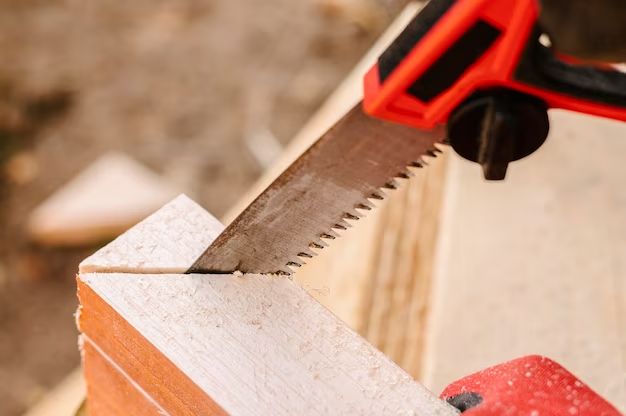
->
[292, 144, 448, 276]
[338, 219, 352, 228]
[397, 172, 411, 179]
[383, 181, 397, 190]
[343, 212, 360, 221]
[282, 145, 447, 277]
[309, 241, 325, 249]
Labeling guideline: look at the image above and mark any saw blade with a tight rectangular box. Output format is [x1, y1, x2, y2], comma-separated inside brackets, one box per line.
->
[188, 103, 444, 275]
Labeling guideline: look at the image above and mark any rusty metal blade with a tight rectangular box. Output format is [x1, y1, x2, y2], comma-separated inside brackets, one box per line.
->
[188, 103, 444, 274]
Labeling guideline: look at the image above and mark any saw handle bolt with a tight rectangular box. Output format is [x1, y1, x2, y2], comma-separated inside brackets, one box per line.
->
[447, 90, 549, 180]
[440, 355, 622, 415]
[444, 391, 483, 412]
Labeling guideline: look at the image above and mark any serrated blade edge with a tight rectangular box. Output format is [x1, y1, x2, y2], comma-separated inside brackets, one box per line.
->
[188, 103, 444, 274]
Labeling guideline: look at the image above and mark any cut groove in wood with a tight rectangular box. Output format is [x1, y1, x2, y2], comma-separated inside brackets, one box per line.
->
[79, 194, 222, 274]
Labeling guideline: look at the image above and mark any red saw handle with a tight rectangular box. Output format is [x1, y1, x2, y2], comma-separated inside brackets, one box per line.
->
[363, 0, 626, 130]
[441, 355, 622, 415]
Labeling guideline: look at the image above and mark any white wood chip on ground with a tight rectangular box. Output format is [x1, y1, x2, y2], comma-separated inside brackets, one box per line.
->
[28, 152, 179, 246]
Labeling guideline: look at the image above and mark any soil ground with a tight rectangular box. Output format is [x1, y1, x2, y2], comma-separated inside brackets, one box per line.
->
[0, 1, 406, 414]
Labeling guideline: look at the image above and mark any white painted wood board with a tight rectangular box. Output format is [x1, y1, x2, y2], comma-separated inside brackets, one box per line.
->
[80, 271, 454, 416]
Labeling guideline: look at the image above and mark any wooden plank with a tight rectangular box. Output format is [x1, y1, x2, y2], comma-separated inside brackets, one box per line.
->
[82, 340, 163, 416]
[362, 153, 448, 378]
[79, 272, 453, 415]
[423, 111, 626, 412]
[78, 277, 226, 416]
[77, 194, 456, 415]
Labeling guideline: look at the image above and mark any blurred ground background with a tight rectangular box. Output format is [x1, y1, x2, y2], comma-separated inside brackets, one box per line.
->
[0, 1, 407, 414]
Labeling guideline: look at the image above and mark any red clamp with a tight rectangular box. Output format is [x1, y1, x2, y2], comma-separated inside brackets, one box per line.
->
[441, 356, 622, 415]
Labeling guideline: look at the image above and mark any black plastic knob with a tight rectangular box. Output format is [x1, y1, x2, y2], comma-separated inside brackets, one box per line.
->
[447, 90, 550, 180]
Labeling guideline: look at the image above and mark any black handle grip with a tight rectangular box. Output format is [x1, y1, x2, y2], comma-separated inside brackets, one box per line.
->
[516, 27, 626, 108]
[539, 0, 626, 62]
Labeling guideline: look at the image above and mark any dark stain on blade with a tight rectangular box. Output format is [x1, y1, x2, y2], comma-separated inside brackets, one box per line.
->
[187, 102, 444, 275]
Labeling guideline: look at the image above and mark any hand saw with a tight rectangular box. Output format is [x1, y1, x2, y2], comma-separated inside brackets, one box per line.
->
[190, 0, 626, 275]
